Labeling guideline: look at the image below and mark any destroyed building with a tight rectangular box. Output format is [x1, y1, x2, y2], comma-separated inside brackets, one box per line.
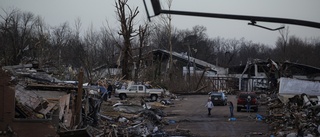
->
[149, 50, 320, 93]
[150, 49, 227, 77]
[0, 65, 59, 137]
[0, 64, 178, 137]
[228, 59, 320, 92]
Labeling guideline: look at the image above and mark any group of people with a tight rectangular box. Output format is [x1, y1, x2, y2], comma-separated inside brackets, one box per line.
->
[98, 80, 113, 101]
[205, 95, 252, 118]
[205, 98, 234, 117]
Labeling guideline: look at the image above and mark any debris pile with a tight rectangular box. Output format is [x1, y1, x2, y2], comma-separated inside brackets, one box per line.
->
[78, 92, 178, 137]
[2, 64, 185, 136]
[15, 85, 59, 119]
[265, 94, 320, 136]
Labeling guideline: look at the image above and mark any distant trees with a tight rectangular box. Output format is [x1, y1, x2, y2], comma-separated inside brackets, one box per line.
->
[0, 9, 37, 65]
[274, 35, 320, 67]
[1, 7, 320, 84]
[51, 22, 71, 68]
[276, 26, 290, 60]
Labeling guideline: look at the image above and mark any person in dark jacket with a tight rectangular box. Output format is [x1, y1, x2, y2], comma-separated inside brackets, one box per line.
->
[99, 84, 108, 101]
[246, 96, 251, 112]
[228, 101, 234, 117]
[107, 83, 113, 98]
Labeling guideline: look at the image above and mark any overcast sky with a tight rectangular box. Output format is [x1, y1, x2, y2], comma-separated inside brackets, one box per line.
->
[1, 0, 320, 46]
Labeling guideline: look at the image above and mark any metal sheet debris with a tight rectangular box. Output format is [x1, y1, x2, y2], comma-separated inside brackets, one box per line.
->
[279, 77, 320, 96]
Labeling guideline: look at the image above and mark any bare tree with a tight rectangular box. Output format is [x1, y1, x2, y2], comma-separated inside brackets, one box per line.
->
[99, 27, 117, 79]
[236, 40, 272, 66]
[157, 0, 173, 79]
[0, 9, 36, 65]
[276, 26, 289, 60]
[81, 25, 101, 81]
[133, 24, 149, 82]
[51, 22, 71, 68]
[58, 19, 84, 80]
[32, 16, 52, 68]
[115, 0, 139, 80]
[0, 8, 19, 65]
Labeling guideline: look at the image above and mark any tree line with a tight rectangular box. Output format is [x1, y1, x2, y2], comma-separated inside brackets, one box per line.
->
[1, 0, 320, 83]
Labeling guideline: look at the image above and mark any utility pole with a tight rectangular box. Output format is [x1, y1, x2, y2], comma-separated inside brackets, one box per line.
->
[184, 35, 196, 92]
[187, 43, 191, 87]
[75, 68, 83, 126]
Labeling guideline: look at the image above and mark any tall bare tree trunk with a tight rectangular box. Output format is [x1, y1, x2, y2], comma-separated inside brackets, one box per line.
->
[122, 40, 130, 79]
[135, 24, 149, 82]
[115, 0, 139, 80]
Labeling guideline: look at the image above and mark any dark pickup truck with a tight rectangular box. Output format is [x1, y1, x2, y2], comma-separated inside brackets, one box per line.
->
[236, 92, 258, 112]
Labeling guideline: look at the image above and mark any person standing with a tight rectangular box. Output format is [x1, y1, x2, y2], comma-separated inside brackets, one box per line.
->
[246, 96, 251, 112]
[98, 82, 108, 101]
[107, 83, 113, 98]
[205, 99, 214, 116]
[228, 101, 234, 117]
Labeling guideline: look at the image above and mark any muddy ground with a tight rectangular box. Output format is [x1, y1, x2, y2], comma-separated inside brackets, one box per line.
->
[161, 95, 270, 137]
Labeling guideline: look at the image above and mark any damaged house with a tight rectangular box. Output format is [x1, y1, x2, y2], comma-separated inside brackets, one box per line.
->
[0, 65, 61, 137]
[228, 58, 320, 92]
[149, 50, 320, 93]
[0, 64, 93, 136]
[150, 49, 232, 91]
[151, 49, 227, 77]
[139, 50, 320, 93]
[0, 64, 172, 137]
[91, 49, 231, 92]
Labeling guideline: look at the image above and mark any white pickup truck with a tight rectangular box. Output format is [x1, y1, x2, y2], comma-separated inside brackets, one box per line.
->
[114, 84, 164, 101]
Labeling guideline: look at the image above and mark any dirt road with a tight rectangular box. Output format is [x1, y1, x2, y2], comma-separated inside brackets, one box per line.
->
[162, 94, 270, 137]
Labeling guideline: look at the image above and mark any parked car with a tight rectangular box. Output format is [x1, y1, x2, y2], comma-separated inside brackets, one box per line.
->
[209, 91, 227, 106]
[114, 84, 164, 101]
[236, 92, 258, 112]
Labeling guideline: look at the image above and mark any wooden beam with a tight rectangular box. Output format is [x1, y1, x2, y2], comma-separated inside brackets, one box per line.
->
[75, 68, 84, 127]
